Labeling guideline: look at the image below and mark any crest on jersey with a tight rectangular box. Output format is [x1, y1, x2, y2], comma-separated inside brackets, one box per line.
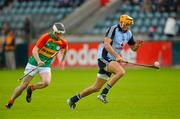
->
[120, 42, 124, 47]
[46, 42, 50, 46]
[56, 46, 61, 50]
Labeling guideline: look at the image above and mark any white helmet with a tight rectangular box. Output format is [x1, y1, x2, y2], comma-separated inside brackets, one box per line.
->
[53, 22, 66, 34]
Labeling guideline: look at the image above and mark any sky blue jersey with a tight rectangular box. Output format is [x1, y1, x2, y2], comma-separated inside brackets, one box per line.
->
[97, 24, 135, 60]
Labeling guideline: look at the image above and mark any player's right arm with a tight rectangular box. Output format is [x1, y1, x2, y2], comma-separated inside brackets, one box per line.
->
[32, 46, 44, 66]
[104, 26, 123, 62]
[32, 33, 49, 66]
[104, 37, 123, 62]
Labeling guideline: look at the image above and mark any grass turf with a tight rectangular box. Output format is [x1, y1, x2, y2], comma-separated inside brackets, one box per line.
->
[0, 67, 180, 119]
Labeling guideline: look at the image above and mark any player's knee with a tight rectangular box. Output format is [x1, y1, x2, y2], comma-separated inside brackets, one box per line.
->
[42, 80, 50, 87]
[116, 69, 126, 78]
[121, 69, 126, 76]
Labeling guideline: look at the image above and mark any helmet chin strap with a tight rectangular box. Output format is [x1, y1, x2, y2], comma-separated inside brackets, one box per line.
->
[52, 32, 60, 40]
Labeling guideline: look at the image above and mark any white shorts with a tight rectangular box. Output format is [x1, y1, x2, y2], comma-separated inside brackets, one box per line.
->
[97, 73, 110, 81]
[24, 63, 51, 77]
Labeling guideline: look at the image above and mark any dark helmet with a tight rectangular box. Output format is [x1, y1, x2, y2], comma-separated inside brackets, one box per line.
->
[52, 22, 66, 34]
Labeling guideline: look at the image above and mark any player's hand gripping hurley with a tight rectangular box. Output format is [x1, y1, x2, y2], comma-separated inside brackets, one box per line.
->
[18, 51, 59, 81]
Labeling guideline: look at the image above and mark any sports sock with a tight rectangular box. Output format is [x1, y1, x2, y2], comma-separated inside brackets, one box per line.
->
[29, 84, 34, 91]
[71, 94, 81, 103]
[8, 99, 14, 105]
[101, 84, 111, 95]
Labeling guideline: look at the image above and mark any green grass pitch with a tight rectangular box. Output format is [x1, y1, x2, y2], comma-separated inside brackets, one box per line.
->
[0, 67, 180, 119]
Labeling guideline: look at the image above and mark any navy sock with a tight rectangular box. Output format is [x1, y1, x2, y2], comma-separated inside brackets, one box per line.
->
[71, 94, 81, 103]
[101, 84, 111, 95]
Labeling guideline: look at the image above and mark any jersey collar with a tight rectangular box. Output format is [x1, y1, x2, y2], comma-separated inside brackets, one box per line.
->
[50, 32, 60, 41]
[118, 24, 126, 33]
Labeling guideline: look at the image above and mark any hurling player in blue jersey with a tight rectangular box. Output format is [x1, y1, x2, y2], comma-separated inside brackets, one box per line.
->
[67, 15, 143, 109]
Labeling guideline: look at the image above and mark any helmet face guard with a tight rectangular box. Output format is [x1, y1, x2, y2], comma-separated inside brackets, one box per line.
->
[119, 15, 134, 27]
[53, 22, 66, 34]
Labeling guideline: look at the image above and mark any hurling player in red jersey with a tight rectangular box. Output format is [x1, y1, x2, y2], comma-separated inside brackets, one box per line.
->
[6, 22, 68, 109]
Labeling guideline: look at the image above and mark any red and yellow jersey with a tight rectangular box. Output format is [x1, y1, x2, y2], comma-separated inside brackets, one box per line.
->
[28, 32, 68, 67]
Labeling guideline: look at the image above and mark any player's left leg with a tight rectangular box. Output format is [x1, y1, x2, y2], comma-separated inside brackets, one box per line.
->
[5, 75, 33, 109]
[5, 63, 39, 108]
[26, 67, 51, 103]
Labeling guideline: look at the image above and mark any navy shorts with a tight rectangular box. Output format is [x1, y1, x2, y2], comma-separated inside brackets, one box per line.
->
[97, 58, 113, 80]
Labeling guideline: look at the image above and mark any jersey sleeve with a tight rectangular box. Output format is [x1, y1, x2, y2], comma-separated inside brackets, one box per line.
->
[35, 33, 49, 49]
[61, 39, 68, 50]
[105, 25, 117, 39]
[127, 35, 135, 45]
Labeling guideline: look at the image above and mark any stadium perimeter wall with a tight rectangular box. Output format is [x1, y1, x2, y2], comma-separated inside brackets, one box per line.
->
[7, 36, 179, 68]
[172, 41, 180, 66]
[27, 41, 176, 68]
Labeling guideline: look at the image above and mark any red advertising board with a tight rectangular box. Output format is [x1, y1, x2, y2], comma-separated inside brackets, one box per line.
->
[123, 41, 172, 66]
[28, 41, 172, 67]
[136, 41, 172, 66]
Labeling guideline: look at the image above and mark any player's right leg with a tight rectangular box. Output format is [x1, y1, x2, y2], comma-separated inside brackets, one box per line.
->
[97, 61, 125, 103]
[5, 63, 37, 109]
[67, 77, 106, 110]
[5, 75, 33, 109]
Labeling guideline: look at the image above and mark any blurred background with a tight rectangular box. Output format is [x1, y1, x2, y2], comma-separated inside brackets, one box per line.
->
[0, 0, 179, 69]
[0, 1, 180, 118]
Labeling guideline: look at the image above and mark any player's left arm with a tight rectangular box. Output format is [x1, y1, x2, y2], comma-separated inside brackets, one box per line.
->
[128, 35, 143, 51]
[59, 39, 68, 70]
[60, 48, 67, 62]
[59, 48, 67, 70]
